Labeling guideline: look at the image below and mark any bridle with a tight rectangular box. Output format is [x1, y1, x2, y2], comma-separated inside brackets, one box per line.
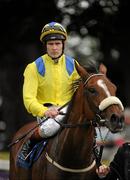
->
[55, 73, 124, 129]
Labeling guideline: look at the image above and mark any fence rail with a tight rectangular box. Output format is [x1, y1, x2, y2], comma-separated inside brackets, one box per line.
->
[0, 160, 9, 170]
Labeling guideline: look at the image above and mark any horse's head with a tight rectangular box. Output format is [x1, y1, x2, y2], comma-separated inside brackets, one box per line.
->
[76, 64, 124, 133]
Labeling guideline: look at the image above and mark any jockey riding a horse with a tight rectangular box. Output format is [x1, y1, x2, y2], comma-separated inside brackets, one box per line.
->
[21, 21, 107, 161]
[9, 21, 125, 180]
[22, 21, 82, 159]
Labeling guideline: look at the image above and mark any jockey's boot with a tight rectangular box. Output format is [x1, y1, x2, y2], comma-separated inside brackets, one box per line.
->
[20, 128, 43, 161]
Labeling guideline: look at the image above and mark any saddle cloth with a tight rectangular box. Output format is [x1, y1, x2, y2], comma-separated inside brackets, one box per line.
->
[17, 140, 48, 169]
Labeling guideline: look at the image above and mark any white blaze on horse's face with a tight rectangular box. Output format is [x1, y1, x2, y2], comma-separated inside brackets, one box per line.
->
[97, 79, 111, 97]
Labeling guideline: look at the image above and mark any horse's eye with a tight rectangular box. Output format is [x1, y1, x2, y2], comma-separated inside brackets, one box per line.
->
[88, 88, 97, 94]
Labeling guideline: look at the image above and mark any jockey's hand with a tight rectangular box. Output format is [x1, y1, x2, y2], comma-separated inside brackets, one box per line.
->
[44, 106, 59, 118]
[96, 164, 110, 179]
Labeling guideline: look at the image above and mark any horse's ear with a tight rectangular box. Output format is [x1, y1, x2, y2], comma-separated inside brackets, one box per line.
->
[75, 62, 89, 78]
[99, 63, 107, 75]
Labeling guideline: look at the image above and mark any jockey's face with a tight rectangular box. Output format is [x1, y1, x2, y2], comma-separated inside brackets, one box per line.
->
[46, 40, 63, 59]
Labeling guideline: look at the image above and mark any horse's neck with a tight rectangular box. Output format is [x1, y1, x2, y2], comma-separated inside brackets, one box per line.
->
[51, 125, 95, 168]
[48, 85, 95, 166]
[59, 88, 95, 156]
[49, 105, 95, 166]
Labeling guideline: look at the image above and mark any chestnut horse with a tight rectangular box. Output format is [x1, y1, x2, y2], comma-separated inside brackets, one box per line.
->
[9, 66, 124, 180]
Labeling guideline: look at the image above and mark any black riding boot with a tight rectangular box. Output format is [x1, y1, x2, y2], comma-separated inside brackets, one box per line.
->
[20, 128, 42, 161]
[20, 139, 32, 161]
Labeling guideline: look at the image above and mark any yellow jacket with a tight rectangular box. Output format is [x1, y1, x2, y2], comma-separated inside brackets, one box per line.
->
[23, 54, 80, 117]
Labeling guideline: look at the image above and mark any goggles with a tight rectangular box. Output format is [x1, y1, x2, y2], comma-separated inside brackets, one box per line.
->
[42, 22, 66, 34]
[40, 22, 67, 42]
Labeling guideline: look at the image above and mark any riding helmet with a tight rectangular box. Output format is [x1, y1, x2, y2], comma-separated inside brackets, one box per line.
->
[40, 22, 67, 43]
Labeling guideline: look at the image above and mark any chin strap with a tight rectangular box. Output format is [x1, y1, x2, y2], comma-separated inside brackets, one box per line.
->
[48, 50, 63, 62]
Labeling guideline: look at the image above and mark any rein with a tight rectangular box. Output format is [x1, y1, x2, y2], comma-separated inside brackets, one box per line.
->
[54, 118, 93, 128]
[8, 101, 70, 148]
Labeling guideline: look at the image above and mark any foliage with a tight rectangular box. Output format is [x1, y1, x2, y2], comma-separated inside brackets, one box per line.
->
[0, 151, 9, 160]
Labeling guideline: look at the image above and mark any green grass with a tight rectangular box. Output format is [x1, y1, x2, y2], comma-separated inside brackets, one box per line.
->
[0, 151, 9, 160]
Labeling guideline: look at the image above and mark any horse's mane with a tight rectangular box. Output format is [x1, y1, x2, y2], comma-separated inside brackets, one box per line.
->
[63, 81, 81, 123]
[63, 63, 99, 123]
[72, 62, 99, 91]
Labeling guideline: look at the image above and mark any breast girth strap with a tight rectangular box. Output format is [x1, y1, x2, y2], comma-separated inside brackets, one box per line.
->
[45, 152, 96, 173]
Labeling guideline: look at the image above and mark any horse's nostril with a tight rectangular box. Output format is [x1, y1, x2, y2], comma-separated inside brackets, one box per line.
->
[121, 115, 125, 122]
[111, 114, 117, 123]
[120, 116, 125, 127]
[110, 114, 124, 131]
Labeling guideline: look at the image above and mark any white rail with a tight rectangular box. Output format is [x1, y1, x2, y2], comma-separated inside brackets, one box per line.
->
[0, 160, 9, 170]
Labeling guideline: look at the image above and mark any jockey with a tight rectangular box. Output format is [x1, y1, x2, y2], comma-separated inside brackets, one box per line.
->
[21, 22, 81, 158]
